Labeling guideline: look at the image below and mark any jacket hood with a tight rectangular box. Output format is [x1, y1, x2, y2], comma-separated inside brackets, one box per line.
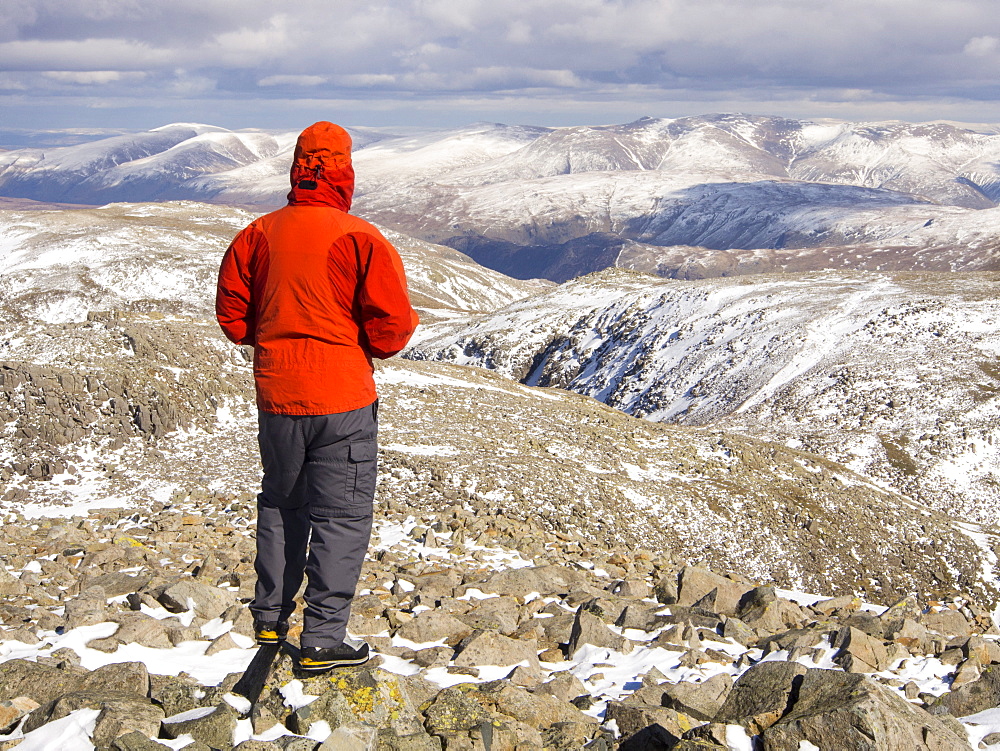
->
[287, 121, 355, 210]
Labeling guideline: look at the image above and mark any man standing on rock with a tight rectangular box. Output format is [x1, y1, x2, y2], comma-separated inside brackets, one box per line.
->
[215, 121, 418, 672]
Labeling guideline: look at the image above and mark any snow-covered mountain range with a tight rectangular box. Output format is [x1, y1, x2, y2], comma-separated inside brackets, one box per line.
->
[2, 115, 999, 282]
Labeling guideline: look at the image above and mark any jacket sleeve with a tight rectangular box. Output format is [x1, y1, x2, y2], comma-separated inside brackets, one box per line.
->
[355, 232, 419, 359]
[215, 225, 260, 346]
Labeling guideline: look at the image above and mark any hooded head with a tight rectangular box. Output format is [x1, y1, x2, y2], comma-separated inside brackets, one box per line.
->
[287, 121, 355, 210]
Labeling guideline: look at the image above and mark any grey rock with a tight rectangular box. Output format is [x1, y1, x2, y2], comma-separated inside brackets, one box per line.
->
[453, 630, 541, 670]
[535, 672, 588, 703]
[457, 595, 521, 634]
[205, 631, 243, 655]
[676, 567, 754, 616]
[566, 608, 628, 656]
[80, 661, 151, 697]
[158, 579, 240, 619]
[926, 663, 1000, 717]
[532, 612, 576, 647]
[83, 572, 151, 598]
[542, 720, 614, 750]
[472, 565, 589, 598]
[761, 668, 970, 750]
[604, 702, 689, 748]
[0, 568, 27, 597]
[0, 659, 85, 704]
[317, 723, 377, 750]
[233, 741, 284, 751]
[22, 691, 160, 737]
[161, 702, 239, 749]
[250, 704, 280, 735]
[423, 686, 492, 735]
[109, 612, 175, 649]
[923, 609, 973, 637]
[483, 680, 596, 729]
[395, 610, 474, 645]
[756, 627, 829, 654]
[111, 731, 174, 750]
[681, 722, 731, 747]
[93, 699, 166, 748]
[373, 727, 443, 750]
[615, 602, 665, 631]
[64, 595, 112, 627]
[720, 616, 757, 646]
[608, 579, 652, 599]
[714, 660, 808, 733]
[661, 673, 732, 722]
[290, 668, 423, 737]
[834, 626, 891, 673]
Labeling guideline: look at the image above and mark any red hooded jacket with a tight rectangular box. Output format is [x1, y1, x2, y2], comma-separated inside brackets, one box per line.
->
[216, 122, 419, 415]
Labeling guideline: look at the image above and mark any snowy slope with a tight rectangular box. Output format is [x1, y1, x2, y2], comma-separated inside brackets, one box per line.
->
[408, 268, 1000, 528]
[0, 202, 548, 325]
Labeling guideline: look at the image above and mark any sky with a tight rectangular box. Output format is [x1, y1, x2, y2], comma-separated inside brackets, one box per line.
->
[3, 0, 1000, 138]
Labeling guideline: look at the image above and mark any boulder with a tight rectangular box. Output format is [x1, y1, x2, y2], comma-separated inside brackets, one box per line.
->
[0, 659, 85, 705]
[317, 722, 377, 750]
[453, 631, 541, 670]
[395, 610, 474, 646]
[661, 673, 732, 722]
[457, 596, 521, 634]
[0, 568, 27, 597]
[536, 672, 588, 703]
[472, 565, 588, 598]
[926, 663, 1000, 717]
[761, 668, 970, 750]
[482, 680, 597, 729]
[80, 661, 151, 697]
[290, 667, 423, 737]
[110, 613, 175, 649]
[93, 699, 166, 748]
[833, 626, 892, 673]
[0, 697, 39, 732]
[157, 579, 240, 619]
[111, 731, 174, 750]
[423, 686, 493, 736]
[567, 608, 629, 656]
[82, 572, 151, 598]
[22, 691, 161, 739]
[605, 702, 694, 748]
[737, 587, 808, 634]
[714, 660, 808, 733]
[676, 567, 753, 616]
[923, 609, 973, 638]
[161, 703, 239, 749]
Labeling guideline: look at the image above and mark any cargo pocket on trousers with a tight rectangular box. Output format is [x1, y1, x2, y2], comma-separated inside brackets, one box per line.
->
[348, 439, 378, 510]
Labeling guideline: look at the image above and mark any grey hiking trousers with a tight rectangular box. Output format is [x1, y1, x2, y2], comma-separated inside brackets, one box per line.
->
[252, 401, 378, 649]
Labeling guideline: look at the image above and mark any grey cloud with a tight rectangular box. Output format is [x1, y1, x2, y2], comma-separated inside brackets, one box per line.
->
[3, 0, 1000, 128]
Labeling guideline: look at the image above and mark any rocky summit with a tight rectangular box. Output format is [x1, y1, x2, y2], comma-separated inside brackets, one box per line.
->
[0, 494, 999, 750]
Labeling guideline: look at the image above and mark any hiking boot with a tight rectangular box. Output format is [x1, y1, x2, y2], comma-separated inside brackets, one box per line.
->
[298, 640, 370, 672]
[253, 619, 289, 645]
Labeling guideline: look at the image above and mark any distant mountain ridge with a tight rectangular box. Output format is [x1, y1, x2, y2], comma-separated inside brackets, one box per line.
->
[1, 115, 999, 281]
